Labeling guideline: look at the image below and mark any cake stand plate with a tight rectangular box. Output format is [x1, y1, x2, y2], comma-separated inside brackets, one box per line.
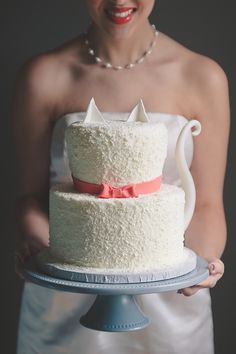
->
[22, 256, 208, 332]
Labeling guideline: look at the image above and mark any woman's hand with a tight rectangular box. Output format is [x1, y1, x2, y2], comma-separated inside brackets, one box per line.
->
[15, 233, 49, 280]
[14, 199, 49, 279]
[178, 258, 225, 296]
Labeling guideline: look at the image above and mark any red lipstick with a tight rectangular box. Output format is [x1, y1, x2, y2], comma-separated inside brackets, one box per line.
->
[105, 6, 136, 25]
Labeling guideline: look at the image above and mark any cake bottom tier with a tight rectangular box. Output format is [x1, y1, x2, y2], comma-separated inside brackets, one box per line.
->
[47, 183, 191, 274]
[37, 247, 197, 283]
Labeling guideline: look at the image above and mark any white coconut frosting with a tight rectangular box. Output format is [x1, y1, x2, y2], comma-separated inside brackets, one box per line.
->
[65, 99, 168, 186]
[66, 121, 167, 186]
[49, 183, 185, 271]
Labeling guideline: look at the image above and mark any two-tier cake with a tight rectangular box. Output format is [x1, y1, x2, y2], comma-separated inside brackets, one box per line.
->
[38, 98, 198, 283]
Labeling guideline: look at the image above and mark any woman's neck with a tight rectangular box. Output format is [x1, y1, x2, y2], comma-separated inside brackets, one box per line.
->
[86, 21, 155, 67]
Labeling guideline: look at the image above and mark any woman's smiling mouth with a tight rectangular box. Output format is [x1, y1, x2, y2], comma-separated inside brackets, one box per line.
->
[105, 7, 137, 24]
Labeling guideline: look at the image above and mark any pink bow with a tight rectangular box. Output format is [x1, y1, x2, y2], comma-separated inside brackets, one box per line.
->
[72, 175, 162, 199]
[98, 183, 138, 199]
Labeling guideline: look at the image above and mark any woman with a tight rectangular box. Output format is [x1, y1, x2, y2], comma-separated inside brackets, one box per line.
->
[13, 1, 229, 353]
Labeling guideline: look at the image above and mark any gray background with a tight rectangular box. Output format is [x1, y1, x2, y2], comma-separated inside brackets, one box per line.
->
[1, 1, 235, 353]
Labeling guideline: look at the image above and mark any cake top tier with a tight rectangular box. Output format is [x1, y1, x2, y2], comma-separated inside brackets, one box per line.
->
[65, 98, 168, 187]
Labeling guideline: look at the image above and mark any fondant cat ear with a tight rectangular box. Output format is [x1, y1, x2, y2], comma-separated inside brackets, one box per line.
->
[83, 98, 106, 124]
[127, 99, 149, 122]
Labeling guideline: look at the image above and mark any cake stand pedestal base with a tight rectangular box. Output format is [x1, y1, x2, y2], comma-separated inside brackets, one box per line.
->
[80, 295, 149, 332]
[22, 256, 208, 332]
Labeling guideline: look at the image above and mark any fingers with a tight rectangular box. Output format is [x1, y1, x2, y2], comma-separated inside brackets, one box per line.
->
[178, 286, 201, 297]
[177, 258, 225, 297]
[197, 259, 225, 288]
[14, 244, 31, 280]
[14, 241, 46, 280]
[208, 259, 225, 276]
[198, 273, 223, 288]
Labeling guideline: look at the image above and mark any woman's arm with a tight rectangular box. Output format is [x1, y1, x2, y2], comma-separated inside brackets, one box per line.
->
[181, 56, 230, 295]
[12, 56, 58, 265]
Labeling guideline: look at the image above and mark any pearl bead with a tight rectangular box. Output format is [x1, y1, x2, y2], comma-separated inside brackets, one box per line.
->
[126, 63, 135, 69]
[137, 57, 144, 64]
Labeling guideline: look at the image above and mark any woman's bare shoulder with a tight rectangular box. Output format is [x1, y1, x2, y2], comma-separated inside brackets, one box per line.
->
[164, 33, 228, 113]
[15, 52, 69, 103]
[161, 31, 227, 83]
[185, 52, 228, 91]
[158, 32, 229, 119]
[13, 37, 84, 117]
[185, 52, 229, 120]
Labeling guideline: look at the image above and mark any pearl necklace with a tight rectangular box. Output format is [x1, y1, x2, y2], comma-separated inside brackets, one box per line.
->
[84, 24, 159, 70]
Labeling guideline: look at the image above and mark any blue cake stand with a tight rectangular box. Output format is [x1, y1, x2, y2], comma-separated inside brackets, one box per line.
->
[22, 256, 208, 332]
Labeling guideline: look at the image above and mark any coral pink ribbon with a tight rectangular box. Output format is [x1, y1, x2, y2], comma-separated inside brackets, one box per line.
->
[72, 175, 162, 199]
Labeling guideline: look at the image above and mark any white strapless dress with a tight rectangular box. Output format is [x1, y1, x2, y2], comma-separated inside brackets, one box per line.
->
[17, 112, 214, 354]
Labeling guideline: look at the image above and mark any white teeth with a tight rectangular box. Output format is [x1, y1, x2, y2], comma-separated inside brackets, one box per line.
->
[108, 9, 133, 18]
